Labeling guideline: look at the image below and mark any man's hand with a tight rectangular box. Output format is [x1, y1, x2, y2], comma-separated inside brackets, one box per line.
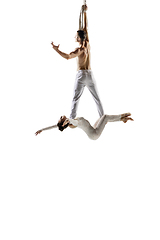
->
[35, 130, 42, 136]
[82, 4, 88, 12]
[51, 42, 60, 51]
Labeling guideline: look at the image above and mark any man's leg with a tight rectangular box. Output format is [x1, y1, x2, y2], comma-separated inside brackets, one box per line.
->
[86, 73, 104, 117]
[70, 74, 85, 119]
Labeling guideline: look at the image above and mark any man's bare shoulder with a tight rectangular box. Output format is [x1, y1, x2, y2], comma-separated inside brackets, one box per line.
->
[71, 47, 84, 54]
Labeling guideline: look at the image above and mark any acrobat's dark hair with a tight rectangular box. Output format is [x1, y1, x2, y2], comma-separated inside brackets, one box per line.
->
[57, 120, 69, 132]
[77, 30, 86, 42]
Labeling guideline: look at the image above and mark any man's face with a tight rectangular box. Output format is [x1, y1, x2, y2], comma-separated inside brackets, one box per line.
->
[75, 33, 80, 42]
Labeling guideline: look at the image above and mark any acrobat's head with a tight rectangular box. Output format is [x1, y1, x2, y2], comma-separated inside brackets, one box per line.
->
[57, 116, 69, 131]
[76, 30, 86, 44]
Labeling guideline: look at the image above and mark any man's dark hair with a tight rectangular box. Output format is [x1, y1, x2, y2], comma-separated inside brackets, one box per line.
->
[77, 30, 86, 42]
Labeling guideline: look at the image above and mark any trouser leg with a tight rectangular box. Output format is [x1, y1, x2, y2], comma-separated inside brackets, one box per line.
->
[70, 77, 85, 119]
[86, 74, 104, 117]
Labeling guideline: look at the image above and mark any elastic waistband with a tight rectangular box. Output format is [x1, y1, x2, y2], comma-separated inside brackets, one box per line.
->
[77, 70, 92, 74]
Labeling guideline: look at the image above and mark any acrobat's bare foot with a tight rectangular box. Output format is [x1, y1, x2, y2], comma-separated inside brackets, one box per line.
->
[35, 130, 42, 136]
[121, 113, 134, 123]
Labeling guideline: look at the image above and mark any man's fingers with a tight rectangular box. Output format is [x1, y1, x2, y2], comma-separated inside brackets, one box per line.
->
[129, 117, 134, 121]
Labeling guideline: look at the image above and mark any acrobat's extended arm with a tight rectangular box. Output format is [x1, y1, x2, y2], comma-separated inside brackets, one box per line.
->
[35, 124, 57, 136]
[82, 4, 89, 41]
[51, 42, 84, 60]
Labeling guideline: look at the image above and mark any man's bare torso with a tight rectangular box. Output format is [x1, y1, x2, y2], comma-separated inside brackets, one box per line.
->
[77, 41, 91, 70]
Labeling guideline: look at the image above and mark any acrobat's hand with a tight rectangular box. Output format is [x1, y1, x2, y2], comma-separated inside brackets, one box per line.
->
[35, 130, 42, 136]
[62, 118, 70, 127]
[51, 42, 60, 51]
[82, 4, 88, 12]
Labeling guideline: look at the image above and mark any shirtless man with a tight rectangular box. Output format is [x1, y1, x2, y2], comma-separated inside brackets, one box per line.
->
[51, 4, 104, 119]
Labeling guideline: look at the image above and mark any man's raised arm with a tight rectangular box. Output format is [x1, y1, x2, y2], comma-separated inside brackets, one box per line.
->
[82, 5, 89, 41]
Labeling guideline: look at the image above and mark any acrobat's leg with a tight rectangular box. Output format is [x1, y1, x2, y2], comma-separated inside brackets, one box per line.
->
[91, 113, 133, 140]
[86, 73, 104, 117]
[92, 114, 121, 138]
[105, 114, 122, 122]
[70, 74, 85, 119]
[93, 114, 121, 128]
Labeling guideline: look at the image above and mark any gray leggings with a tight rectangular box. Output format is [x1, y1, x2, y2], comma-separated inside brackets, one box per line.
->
[69, 114, 121, 140]
[90, 114, 121, 140]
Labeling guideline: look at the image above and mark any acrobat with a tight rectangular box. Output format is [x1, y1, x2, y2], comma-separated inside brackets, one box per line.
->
[51, 4, 104, 119]
[35, 113, 133, 140]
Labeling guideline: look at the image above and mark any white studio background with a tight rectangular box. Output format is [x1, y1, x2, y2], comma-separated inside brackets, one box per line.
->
[0, 0, 160, 240]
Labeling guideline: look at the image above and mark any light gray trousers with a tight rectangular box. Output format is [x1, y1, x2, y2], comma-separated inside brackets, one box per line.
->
[70, 70, 104, 119]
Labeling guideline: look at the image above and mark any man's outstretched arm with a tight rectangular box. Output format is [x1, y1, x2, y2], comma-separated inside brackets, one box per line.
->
[51, 42, 83, 60]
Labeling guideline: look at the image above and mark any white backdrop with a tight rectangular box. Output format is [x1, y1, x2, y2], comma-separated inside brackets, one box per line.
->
[0, 0, 160, 240]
